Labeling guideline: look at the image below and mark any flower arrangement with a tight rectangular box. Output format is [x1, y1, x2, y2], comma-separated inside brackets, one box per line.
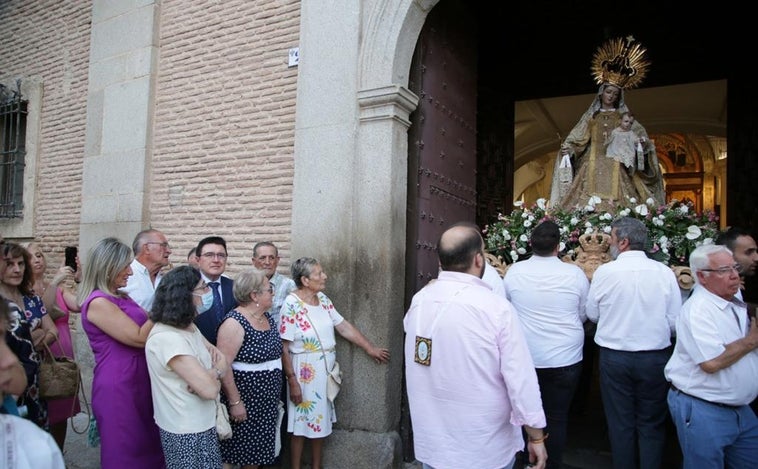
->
[483, 196, 719, 267]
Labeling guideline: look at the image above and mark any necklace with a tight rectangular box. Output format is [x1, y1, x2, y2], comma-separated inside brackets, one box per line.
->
[251, 312, 267, 323]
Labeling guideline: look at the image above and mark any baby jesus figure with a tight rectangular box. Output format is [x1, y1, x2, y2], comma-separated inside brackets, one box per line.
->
[605, 112, 647, 174]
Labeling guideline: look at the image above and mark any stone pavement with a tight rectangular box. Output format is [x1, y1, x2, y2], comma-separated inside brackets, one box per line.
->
[62, 410, 609, 469]
[63, 412, 99, 469]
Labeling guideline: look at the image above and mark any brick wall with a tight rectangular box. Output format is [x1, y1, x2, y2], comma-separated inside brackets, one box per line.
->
[0, 0, 91, 264]
[153, 0, 300, 275]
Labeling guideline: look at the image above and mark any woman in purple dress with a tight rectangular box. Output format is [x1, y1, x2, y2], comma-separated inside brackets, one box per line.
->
[78, 237, 165, 469]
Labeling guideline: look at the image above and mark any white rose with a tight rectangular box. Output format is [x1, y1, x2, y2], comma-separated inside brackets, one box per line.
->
[502, 230, 511, 241]
[620, 208, 631, 217]
[685, 225, 702, 240]
[588, 195, 601, 206]
[603, 226, 612, 233]
[536, 198, 547, 210]
[520, 234, 528, 242]
[584, 221, 593, 228]
[570, 217, 579, 225]
[523, 220, 532, 228]
[584, 227, 594, 234]
[513, 200, 524, 207]
[634, 204, 648, 216]
[510, 250, 519, 262]
[646, 198, 655, 206]
[559, 241, 566, 251]
[678, 205, 689, 214]
[517, 247, 527, 255]
[584, 205, 595, 212]
[629, 197, 637, 204]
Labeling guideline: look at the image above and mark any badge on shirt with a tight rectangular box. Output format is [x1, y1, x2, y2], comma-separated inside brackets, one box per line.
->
[414, 336, 432, 366]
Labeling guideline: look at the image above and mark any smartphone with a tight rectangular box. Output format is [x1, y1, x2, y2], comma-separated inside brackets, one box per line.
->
[64, 246, 78, 271]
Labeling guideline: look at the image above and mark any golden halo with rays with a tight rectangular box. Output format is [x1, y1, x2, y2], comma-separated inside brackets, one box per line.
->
[591, 35, 650, 89]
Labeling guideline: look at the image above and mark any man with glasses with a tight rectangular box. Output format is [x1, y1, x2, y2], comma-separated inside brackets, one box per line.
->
[194, 236, 237, 344]
[586, 216, 681, 469]
[122, 229, 172, 312]
[251, 242, 295, 328]
[665, 244, 758, 467]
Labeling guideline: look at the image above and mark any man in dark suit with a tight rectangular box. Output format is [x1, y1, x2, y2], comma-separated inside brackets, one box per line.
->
[193, 236, 237, 344]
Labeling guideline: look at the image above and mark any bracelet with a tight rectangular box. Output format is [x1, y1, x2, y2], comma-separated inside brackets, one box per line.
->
[229, 399, 242, 406]
[528, 433, 549, 445]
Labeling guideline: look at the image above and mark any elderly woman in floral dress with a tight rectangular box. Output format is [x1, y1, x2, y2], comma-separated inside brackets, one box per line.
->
[280, 257, 389, 469]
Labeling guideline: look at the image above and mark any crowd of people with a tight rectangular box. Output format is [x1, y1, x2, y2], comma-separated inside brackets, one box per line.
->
[2, 218, 758, 469]
[404, 220, 758, 469]
[1, 231, 390, 469]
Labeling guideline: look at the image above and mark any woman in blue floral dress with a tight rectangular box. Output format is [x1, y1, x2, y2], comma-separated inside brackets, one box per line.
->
[0, 243, 59, 428]
[279, 257, 389, 469]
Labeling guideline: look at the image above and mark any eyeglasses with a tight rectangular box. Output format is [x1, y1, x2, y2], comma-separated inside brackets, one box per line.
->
[201, 252, 228, 260]
[258, 286, 274, 294]
[701, 264, 743, 275]
[146, 242, 171, 250]
[193, 283, 210, 293]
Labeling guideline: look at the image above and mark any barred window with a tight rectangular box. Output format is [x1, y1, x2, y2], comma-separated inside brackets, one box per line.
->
[0, 81, 26, 219]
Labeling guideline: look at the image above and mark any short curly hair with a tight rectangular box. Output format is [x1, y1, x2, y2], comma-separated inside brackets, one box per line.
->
[151, 265, 202, 328]
[291, 257, 319, 288]
[233, 268, 267, 306]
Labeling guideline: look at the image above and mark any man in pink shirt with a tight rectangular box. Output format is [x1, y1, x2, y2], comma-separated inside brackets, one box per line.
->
[404, 222, 548, 469]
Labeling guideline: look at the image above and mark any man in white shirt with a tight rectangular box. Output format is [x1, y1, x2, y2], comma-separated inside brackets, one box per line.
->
[586, 216, 681, 469]
[482, 260, 506, 297]
[121, 229, 172, 312]
[251, 241, 295, 328]
[504, 220, 588, 469]
[665, 244, 758, 467]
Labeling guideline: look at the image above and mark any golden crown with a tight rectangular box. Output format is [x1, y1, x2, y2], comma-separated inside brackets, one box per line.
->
[591, 35, 650, 89]
[578, 231, 611, 253]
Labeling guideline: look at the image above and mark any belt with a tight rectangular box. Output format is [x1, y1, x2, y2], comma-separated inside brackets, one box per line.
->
[670, 383, 740, 409]
[231, 358, 281, 372]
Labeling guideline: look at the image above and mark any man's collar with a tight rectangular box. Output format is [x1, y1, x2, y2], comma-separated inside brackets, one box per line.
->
[201, 272, 221, 283]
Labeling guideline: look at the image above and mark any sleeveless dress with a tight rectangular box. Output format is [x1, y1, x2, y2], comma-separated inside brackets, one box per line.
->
[220, 310, 283, 466]
[81, 290, 165, 469]
[279, 292, 344, 438]
[20, 295, 49, 428]
[46, 288, 81, 425]
[3, 297, 46, 428]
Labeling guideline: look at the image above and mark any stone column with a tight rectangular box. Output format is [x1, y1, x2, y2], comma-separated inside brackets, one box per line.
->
[76, 0, 160, 398]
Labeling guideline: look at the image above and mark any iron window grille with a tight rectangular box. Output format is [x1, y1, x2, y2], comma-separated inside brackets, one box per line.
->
[0, 80, 27, 219]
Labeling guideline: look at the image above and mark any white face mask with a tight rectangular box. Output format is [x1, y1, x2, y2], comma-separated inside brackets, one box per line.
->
[194, 290, 215, 314]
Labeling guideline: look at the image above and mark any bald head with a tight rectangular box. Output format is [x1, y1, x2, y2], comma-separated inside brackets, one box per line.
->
[438, 223, 484, 276]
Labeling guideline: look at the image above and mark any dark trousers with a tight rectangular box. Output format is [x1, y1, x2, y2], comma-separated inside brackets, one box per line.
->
[536, 362, 583, 469]
[598, 346, 672, 469]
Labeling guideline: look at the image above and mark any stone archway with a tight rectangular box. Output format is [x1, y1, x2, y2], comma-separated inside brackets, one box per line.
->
[291, 1, 438, 466]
